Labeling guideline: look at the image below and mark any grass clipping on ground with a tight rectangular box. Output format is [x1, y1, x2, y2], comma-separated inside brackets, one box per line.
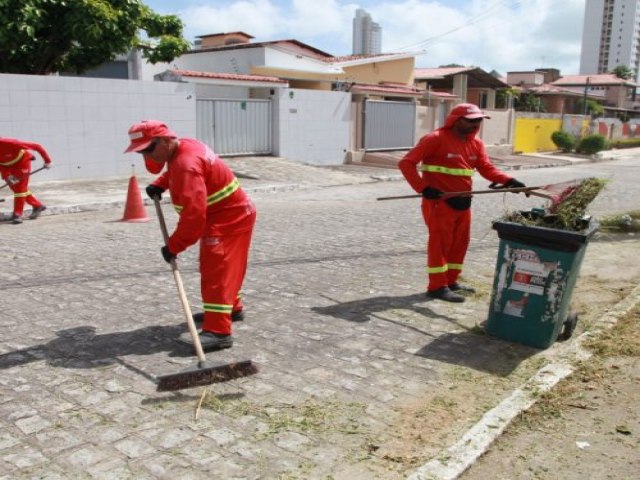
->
[599, 209, 640, 233]
[502, 177, 608, 231]
[514, 304, 640, 430]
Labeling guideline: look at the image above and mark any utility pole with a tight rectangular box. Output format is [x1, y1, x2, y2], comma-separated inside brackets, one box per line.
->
[583, 77, 590, 116]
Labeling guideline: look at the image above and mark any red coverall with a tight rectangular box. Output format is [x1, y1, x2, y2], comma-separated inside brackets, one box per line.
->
[399, 122, 513, 292]
[150, 138, 256, 335]
[0, 138, 51, 216]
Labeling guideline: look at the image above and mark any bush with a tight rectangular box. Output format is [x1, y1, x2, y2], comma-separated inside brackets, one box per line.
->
[576, 134, 609, 155]
[551, 130, 576, 152]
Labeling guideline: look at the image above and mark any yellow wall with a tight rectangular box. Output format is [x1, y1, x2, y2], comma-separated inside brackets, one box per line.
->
[342, 58, 414, 84]
[513, 117, 562, 153]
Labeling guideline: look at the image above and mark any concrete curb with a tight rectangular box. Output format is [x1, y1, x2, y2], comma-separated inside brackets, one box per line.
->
[0, 183, 310, 221]
[407, 282, 640, 480]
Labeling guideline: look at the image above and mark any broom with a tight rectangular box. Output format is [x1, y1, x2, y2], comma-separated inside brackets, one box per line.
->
[152, 197, 259, 392]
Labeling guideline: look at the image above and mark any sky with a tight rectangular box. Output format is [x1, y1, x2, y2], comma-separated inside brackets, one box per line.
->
[144, 0, 586, 77]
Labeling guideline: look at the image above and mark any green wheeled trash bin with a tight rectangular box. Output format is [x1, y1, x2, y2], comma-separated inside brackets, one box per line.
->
[485, 218, 598, 349]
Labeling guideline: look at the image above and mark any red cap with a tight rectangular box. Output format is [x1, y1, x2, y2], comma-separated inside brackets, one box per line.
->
[124, 120, 177, 153]
[444, 103, 491, 128]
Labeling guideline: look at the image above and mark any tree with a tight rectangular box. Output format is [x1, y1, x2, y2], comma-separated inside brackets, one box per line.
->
[0, 0, 190, 75]
[496, 87, 520, 109]
[576, 99, 604, 117]
[438, 63, 466, 68]
[513, 92, 546, 112]
[610, 65, 634, 80]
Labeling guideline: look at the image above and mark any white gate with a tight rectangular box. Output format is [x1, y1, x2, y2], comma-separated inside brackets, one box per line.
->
[197, 99, 272, 155]
[363, 100, 416, 150]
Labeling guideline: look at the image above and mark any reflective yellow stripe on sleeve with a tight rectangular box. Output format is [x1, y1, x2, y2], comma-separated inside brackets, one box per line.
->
[420, 165, 474, 176]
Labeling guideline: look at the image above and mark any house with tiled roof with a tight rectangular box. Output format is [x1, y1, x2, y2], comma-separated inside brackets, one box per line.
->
[168, 31, 425, 100]
[550, 74, 639, 115]
[413, 66, 508, 109]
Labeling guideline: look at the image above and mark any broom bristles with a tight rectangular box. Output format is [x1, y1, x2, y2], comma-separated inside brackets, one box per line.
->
[156, 360, 259, 392]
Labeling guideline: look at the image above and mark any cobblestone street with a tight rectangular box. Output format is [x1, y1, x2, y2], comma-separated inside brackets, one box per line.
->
[1, 157, 639, 479]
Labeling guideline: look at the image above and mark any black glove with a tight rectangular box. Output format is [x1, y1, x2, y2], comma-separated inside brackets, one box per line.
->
[505, 178, 526, 189]
[161, 246, 177, 264]
[422, 186, 444, 199]
[504, 178, 530, 197]
[146, 184, 165, 200]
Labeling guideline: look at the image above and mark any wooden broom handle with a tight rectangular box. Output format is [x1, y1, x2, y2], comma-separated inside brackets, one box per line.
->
[153, 197, 206, 363]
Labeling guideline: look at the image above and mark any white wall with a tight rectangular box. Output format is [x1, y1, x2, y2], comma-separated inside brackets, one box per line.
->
[0, 73, 196, 180]
[274, 89, 351, 165]
[480, 109, 513, 145]
[173, 48, 266, 74]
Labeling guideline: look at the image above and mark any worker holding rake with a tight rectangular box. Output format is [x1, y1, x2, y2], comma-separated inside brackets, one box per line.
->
[125, 120, 256, 351]
[0, 137, 51, 224]
[399, 103, 527, 303]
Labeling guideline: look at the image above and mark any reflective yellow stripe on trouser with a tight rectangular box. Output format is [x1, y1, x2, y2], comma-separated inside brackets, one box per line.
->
[14, 190, 31, 198]
[203, 303, 233, 314]
[420, 165, 474, 176]
[427, 263, 463, 274]
[172, 178, 240, 213]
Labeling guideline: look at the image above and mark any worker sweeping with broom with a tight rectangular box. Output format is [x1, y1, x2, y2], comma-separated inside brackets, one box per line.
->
[125, 120, 256, 351]
[0, 137, 51, 224]
[399, 103, 527, 303]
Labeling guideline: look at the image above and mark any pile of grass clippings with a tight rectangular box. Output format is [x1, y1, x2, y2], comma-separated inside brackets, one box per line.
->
[598, 210, 640, 233]
[501, 177, 608, 231]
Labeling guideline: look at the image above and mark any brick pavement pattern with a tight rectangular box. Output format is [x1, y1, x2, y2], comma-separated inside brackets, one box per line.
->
[0, 153, 639, 479]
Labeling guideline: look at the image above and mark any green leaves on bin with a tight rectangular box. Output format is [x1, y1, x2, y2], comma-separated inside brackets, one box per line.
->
[500, 178, 608, 232]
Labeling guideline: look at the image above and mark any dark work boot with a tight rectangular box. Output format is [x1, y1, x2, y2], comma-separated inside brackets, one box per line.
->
[426, 287, 465, 303]
[10, 214, 22, 224]
[449, 283, 476, 294]
[192, 310, 244, 324]
[29, 205, 47, 219]
[179, 331, 233, 351]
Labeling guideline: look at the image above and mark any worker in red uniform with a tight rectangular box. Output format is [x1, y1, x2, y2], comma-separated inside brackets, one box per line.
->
[399, 103, 526, 303]
[125, 120, 256, 351]
[0, 137, 51, 224]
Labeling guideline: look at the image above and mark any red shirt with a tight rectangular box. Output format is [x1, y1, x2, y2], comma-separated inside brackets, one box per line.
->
[152, 138, 255, 254]
[0, 138, 52, 169]
[398, 128, 512, 195]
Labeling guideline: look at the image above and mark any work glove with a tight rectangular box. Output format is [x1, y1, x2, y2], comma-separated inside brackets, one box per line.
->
[6, 175, 19, 185]
[44, 163, 52, 169]
[161, 246, 177, 264]
[505, 178, 526, 189]
[422, 186, 444, 199]
[504, 178, 530, 197]
[146, 184, 165, 200]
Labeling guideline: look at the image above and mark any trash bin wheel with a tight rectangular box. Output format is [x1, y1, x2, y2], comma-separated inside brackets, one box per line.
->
[559, 311, 579, 341]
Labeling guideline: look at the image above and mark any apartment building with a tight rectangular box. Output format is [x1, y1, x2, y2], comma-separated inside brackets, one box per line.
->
[352, 8, 382, 55]
[580, 0, 640, 81]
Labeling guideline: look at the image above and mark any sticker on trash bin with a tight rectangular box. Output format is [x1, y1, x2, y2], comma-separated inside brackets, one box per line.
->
[504, 293, 529, 317]
[493, 246, 564, 320]
[510, 260, 549, 295]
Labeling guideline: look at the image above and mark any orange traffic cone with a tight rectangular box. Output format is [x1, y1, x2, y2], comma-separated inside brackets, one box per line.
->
[121, 175, 150, 222]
